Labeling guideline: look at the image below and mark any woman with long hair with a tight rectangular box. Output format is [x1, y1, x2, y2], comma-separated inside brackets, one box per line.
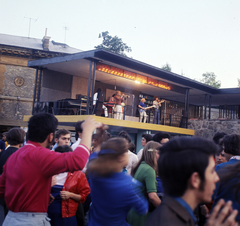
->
[87, 137, 148, 226]
[128, 141, 161, 226]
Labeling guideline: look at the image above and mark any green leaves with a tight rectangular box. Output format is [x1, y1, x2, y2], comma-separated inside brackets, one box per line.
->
[95, 31, 132, 56]
[200, 72, 221, 88]
[161, 63, 172, 72]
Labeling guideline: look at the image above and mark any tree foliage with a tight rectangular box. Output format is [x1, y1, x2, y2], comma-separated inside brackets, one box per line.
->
[161, 63, 172, 72]
[95, 31, 132, 56]
[200, 72, 221, 88]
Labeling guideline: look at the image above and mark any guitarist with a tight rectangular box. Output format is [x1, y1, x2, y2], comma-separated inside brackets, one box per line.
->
[153, 96, 165, 124]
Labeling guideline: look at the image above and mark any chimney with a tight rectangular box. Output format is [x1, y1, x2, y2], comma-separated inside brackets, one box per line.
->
[42, 28, 51, 51]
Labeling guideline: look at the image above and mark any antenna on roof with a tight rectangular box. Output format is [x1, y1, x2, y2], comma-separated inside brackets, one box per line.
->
[24, 17, 38, 38]
[63, 26, 69, 44]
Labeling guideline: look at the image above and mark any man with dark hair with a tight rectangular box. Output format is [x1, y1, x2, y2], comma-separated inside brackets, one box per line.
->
[213, 132, 227, 166]
[137, 133, 152, 159]
[0, 113, 101, 225]
[0, 128, 25, 175]
[71, 120, 84, 151]
[152, 132, 170, 145]
[213, 132, 226, 145]
[93, 88, 108, 117]
[55, 129, 71, 147]
[146, 137, 223, 226]
[0, 128, 25, 224]
[118, 130, 138, 175]
[212, 134, 240, 221]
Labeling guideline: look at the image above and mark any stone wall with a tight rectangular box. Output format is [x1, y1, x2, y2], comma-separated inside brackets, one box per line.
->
[188, 119, 240, 139]
[0, 63, 35, 127]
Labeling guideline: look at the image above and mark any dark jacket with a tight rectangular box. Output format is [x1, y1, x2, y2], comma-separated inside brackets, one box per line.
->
[145, 196, 195, 226]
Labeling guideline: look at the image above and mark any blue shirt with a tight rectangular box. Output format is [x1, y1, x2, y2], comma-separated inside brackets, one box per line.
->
[174, 197, 196, 223]
[88, 172, 148, 226]
[139, 102, 146, 113]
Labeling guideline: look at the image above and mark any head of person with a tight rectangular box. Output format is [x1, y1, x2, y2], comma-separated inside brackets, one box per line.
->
[118, 130, 131, 144]
[116, 91, 121, 96]
[6, 127, 25, 146]
[141, 98, 145, 103]
[141, 134, 153, 147]
[153, 132, 170, 144]
[55, 129, 71, 147]
[103, 131, 112, 141]
[222, 134, 240, 161]
[88, 137, 129, 177]
[129, 142, 136, 153]
[153, 96, 159, 101]
[96, 88, 102, 93]
[213, 132, 227, 145]
[92, 133, 99, 148]
[2, 132, 7, 141]
[158, 137, 219, 204]
[215, 138, 227, 165]
[55, 145, 73, 153]
[27, 113, 58, 148]
[75, 120, 84, 140]
[213, 132, 227, 165]
[132, 141, 161, 176]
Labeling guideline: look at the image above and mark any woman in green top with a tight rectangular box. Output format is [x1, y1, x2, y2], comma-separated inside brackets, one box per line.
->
[128, 141, 161, 226]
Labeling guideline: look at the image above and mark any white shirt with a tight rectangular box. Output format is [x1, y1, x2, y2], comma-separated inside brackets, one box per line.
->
[56, 172, 68, 186]
[93, 92, 98, 105]
[126, 150, 138, 175]
[137, 148, 143, 160]
[71, 138, 81, 151]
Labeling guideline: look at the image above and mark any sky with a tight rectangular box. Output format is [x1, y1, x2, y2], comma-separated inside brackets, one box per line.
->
[1, 0, 240, 88]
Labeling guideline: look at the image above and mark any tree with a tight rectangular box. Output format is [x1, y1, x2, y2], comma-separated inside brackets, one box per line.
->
[200, 72, 221, 88]
[161, 63, 172, 72]
[95, 31, 132, 56]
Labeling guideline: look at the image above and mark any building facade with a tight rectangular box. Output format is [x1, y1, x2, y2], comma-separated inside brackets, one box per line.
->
[0, 33, 80, 131]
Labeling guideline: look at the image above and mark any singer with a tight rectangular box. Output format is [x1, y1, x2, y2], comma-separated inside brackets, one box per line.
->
[153, 96, 164, 124]
[114, 91, 125, 120]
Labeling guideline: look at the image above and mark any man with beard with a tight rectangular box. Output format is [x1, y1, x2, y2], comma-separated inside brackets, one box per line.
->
[0, 113, 102, 226]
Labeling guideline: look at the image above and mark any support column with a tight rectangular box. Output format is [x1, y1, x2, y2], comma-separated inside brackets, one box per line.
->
[86, 60, 93, 115]
[37, 69, 43, 103]
[91, 61, 97, 114]
[204, 94, 208, 119]
[32, 68, 38, 114]
[208, 95, 212, 119]
[184, 88, 189, 128]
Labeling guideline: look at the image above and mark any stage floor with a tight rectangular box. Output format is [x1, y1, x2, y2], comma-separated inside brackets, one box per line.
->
[23, 115, 194, 136]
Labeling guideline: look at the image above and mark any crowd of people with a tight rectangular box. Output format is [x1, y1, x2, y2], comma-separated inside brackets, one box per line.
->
[0, 113, 239, 226]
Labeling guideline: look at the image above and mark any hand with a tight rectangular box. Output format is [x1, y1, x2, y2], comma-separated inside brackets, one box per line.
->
[51, 175, 57, 187]
[60, 191, 72, 200]
[200, 204, 209, 217]
[93, 124, 109, 152]
[206, 199, 238, 226]
[81, 116, 103, 133]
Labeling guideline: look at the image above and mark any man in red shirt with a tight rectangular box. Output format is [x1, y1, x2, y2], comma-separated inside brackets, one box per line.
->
[0, 113, 102, 226]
